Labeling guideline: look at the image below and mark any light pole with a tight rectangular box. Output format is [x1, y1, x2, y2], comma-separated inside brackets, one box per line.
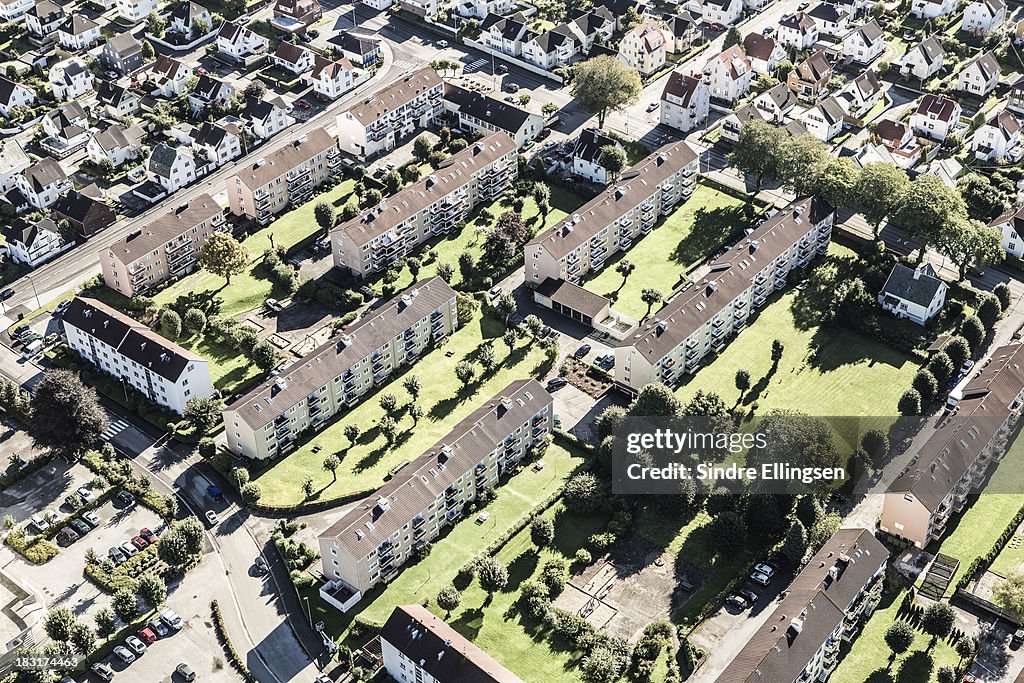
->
[26, 274, 39, 310]
[303, 596, 312, 626]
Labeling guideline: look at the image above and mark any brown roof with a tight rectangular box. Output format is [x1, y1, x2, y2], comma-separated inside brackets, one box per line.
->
[106, 193, 220, 266]
[345, 67, 442, 127]
[320, 379, 550, 557]
[311, 55, 354, 79]
[916, 94, 959, 122]
[226, 277, 457, 429]
[707, 44, 752, 80]
[336, 132, 516, 247]
[716, 529, 888, 683]
[874, 118, 907, 144]
[889, 343, 1024, 511]
[274, 40, 310, 65]
[743, 32, 779, 62]
[621, 196, 833, 362]
[793, 51, 831, 83]
[527, 140, 698, 260]
[536, 277, 610, 319]
[381, 606, 524, 683]
[230, 127, 335, 191]
[661, 71, 704, 106]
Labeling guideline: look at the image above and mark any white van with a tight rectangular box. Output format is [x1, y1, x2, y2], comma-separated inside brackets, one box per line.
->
[159, 607, 183, 630]
[947, 387, 963, 409]
[21, 339, 42, 359]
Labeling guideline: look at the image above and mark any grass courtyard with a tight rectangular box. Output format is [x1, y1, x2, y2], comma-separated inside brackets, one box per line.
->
[253, 311, 553, 506]
[581, 184, 749, 320]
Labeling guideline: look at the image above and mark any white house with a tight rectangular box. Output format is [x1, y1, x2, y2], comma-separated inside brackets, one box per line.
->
[660, 70, 710, 132]
[991, 205, 1024, 259]
[703, 45, 752, 103]
[62, 297, 215, 414]
[956, 51, 1000, 97]
[752, 82, 797, 122]
[442, 84, 545, 148]
[147, 143, 196, 193]
[778, 11, 818, 49]
[842, 20, 884, 64]
[97, 82, 141, 120]
[5, 218, 70, 267]
[309, 56, 362, 100]
[571, 128, 624, 184]
[971, 111, 1022, 162]
[911, 94, 961, 142]
[618, 21, 667, 76]
[665, 12, 702, 53]
[117, 0, 157, 23]
[800, 96, 845, 141]
[168, 0, 212, 38]
[835, 70, 881, 120]
[963, 0, 1005, 34]
[240, 96, 293, 141]
[16, 159, 71, 209]
[56, 14, 100, 51]
[88, 125, 143, 168]
[49, 58, 93, 101]
[0, 0, 34, 22]
[272, 41, 315, 75]
[0, 77, 34, 119]
[898, 36, 944, 81]
[807, 2, 849, 35]
[148, 56, 195, 98]
[25, 0, 64, 39]
[481, 13, 530, 57]
[191, 121, 242, 166]
[457, 0, 513, 18]
[743, 32, 785, 75]
[522, 29, 579, 70]
[217, 21, 269, 62]
[0, 140, 29, 194]
[42, 102, 91, 156]
[873, 118, 922, 168]
[878, 263, 947, 325]
[910, 0, 955, 19]
[188, 74, 236, 116]
[699, 0, 742, 25]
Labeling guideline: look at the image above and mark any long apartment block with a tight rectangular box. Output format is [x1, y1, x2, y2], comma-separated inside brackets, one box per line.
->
[226, 127, 341, 226]
[100, 193, 225, 297]
[715, 529, 888, 683]
[222, 277, 458, 459]
[335, 67, 443, 159]
[881, 342, 1024, 548]
[317, 379, 552, 610]
[61, 297, 215, 414]
[331, 132, 517, 279]
[525, 140, 698, 287]
[615, 196, 834, 391]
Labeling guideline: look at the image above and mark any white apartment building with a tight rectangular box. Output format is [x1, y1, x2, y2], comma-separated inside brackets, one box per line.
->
[223, 278, 459, 460]
[660, 71, 710, 133]
[614, 196, 833, 390]
[117, 0, 156, 22]
[317, 378, 551, 604]
[333, 133, 517, 278]
[335, 67, 443, 159]
[525, 140, 698, 286]
[62, 297, 215, 414]
[617, 21, 667, 77]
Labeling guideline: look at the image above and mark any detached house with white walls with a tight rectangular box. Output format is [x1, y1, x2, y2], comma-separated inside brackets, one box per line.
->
[272, 42, 315, 75]
[843, 20, 884, 63]
[88, 124, 143, 168]
[310, 56, 362, 100]
[148, 56, 195, 98]
[62, 297, 215, 414]
[778, 11, 818, 49]
[147, 143, 197, 193]
[117, 0, 156, 23]
[991, 205, 1024, 259]
[97, 82, 141, 119]
[660, 71, 710, 133]
[963, 0, 1005, 35]
[703, 45, 753, 104]
[699, 0, 742, 26]
[957, 51, 1000, 96]
[56, 14, 100, 51]
[898, 36, 944, 81]
[665, 12, 701, 53]
[807, 2, 849, 35]
[217, 21, 269, 63]
[240, 96, 293, 142]
[16, 159, 71, 209]
[878, 263, 947, 325]
[442, 85, 544, 148]
[0, 77, 34, 119]
[0, 0, 34, 23]
[971, 111, 1022, 162]
[4, 218, 71, 267]
[800, 96, 845, 141]
[571, 128, 625, 184]
[49, 58, 93, 101]
[743, 32, 785, 75]
[26, 0, 64, 40]
[910, 0, 955, 19]
[911, 94, 962, 142]
[618, 21, 667, 77]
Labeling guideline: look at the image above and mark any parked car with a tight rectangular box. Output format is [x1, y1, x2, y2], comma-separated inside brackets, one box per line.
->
[120, 541, 139, 558]
[255, 555, 269, 574]
[646, 102, 658, 112]
[114, 645, 136, 664]
[762, 26, 774, 35]
[358, 286, 375, 300]
[306, 28, 319, 38]
[59, 527, 80, 543]
[64, 493, 84, 509]
[573, 344, 592, 359]
[12, 324, 29, 338]
[29, 513, 49, 532]
[76, 486, 94, 502]
[69, 518, 91, 536]
[707, 21, 725, 30]
[116, 490, 135, 506]
[148, 618, 169, 638]
[53, 300, 71, 317]
[125, 635, 147, 655]
[176, 663, 197, 681]
[496, 64, 508, 73]
[296, 99, 312, 110]
[960, 359, 975, 375]
[131, 535, 148, 550]
[736, 588, 759, 604]
[140, 527, 158, 544]
[546, 377, 568, 391]
[537, 128, 552, 140]
[137, 627, 157, 645]
[725, 593, 750, 609]
[753, 563, 776, 577]
[159, 608, 183, 630]
[265, 298, 284, 312]
[205, 510, 219, 526]
[437, 39, 449, 47]
[750, 570, 772, 586]
[505, 82, 520, 93]
[109, 546, 127, 564]
[0, 288, 15, 301]
[82, 511, 101, 528]
[91, 663, 115, 681]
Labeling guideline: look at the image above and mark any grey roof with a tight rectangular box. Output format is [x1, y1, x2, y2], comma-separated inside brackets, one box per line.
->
[880, 263, 945, 307]
[0, 75, 30, 106]
[320, 379, 550, 556]
[59, 13, 98, 35]
[443, 83, 536, 134]
[192, 121, 235, 148]
[807, 2, 847, 23]
[814, 96, 846, 124]
[0, 140, 29, 177]
[912, 36, 944, 65]
[716, 529, 887, 683]
[780, 11, 816, 31]
[92, 125, 133, 153]
[345, 67, 442, 127]
[147, 143, 183, 179]
[536, 277, 610, 318]
[572, 127, 621, 165]
[6, 217, 58, 250]
[192, 74, 232, 101]
[23, 158, 67, 192]
[337, 31, 380, 56]
[226, 277, 458, 428]
[529, 27, 572, 51]
[853, 19, 883, 43]
[30, 0, 63, 20]
[381, 606, 525, 683]
[108, 32, 143, 57]
[758, 82, 798, 111]
[46, 101, 88, 138]
[967, 50, 1000, 80]
[107, 193, 219, 265]
[97, 81, 137, 108]
[168, 1, 208, 25]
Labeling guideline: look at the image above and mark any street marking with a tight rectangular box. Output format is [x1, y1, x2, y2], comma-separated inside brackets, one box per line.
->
[463, 58, 487, 73]
[102, 419, 130, 441]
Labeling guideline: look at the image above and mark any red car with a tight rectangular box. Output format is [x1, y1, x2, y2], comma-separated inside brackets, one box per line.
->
[140, 527, 157, 544]
[296, 99, 311, 109]
[130, 535, 148, 550]
[707, 22, 725, 30]
[196, 67, 207, 75]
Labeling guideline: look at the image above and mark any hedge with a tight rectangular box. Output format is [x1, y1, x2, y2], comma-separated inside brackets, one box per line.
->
[211, 600, 260, 683]
[0, 454, 52, 493]
[955, 501, 1024, 593]
[4, 532, 58, 564]
[85, 543, 160, 593]
[81, 450, 177, 520]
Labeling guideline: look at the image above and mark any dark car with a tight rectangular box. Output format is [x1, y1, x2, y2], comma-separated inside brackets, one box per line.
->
[537, 128, 552, 140]
[116, 490, 135, 506]
[725, 593, 749, 609]
[69, 518, 91, 536]
[306, 28, 319, 38]
[736, 588, 759, 604]
[0, 288, 14, 301]
[547, 377, 568, 391]
[496, 64, 508, 73]
[573, 344, 592, 359]
[358, 286, 375, 299]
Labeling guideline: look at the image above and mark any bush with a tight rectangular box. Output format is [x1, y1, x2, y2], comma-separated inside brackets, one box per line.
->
[211, 601, 259, 683]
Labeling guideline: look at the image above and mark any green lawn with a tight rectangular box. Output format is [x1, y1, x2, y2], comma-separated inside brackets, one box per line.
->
[831, 589, 961, 683]
[302, 442, 601, 683]
[580, 184, 748, 320]
[253, 312, 554, 506]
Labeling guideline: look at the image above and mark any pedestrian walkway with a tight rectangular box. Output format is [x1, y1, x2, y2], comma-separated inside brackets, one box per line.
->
[101, 418, 130, 441]
[463, 57, 487, 73]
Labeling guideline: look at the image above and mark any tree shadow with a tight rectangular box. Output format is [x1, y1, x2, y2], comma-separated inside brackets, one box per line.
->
[895, 650, 935, 683]
[672, 204, 753, 265]
[506, 550, 539, 591]
[451, 607, 484, 641]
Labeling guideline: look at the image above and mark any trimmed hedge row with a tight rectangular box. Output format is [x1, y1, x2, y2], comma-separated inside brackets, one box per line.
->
[5, 531, 58, 564]
[82, 450, 177, 520]
[85, 543, 160, 594]
[955, 501, 1024, 593]
[211, 600, 260, 683]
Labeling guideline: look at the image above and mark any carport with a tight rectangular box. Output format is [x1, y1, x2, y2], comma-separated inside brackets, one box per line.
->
[533, 277, 610, 328]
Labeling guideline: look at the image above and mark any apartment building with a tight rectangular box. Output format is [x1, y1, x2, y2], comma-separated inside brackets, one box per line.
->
[227, 127, 340, 225]
[614, 196, 834, 391]
[61, 297, 215, 414]
[317, 379, 552, 607]
[525, 141, 698, 286]
[223, 278, 458, 460]
[881, 342, 1024, 548]
[332, 132, 517, 279]
[714, 529, 888, 683]
[335, 67, 443, 159]
[101, 193, 225, 297]
[381, 605, 524, 683]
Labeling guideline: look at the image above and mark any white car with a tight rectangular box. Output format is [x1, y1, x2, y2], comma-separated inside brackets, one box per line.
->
[91, 663, 114, 681]
[77, 486, 94, 502]
[159, 608, 183, 630]
[753, 563, 775, 577]
[120, 541, 139, 558]
[750, 571, 772, 586]
[114, 645, 136, 664]
[437, 39, 448, 47]
[29, 513, 49, 532]
[205, 510, 219, 526]
[125, 635, 147, 655]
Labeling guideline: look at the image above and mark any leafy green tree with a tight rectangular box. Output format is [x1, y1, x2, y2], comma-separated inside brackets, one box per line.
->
[201, 232, 250, 285]
[884, 621, 914, 663]
[436, 261, 454, 283]
[302, 477, 315, 498]
[795, 495, 824, 529]
[409, 403, 424, 425]
[977, 293, 1003, 330]
[476, 558, 509, 597]
[137, 573, 167, 609]
[854, 163, 911, 236]
[564, 472, 602, 512]
[241, 482, 262, 505]
[111, 589, 139, 624]
[343, 423, 360, 445]
[630, 382, 681, 417]
[436, 585, 461, 617]
[314, 201, 334, 234]
[29, 370, 108, 457]
[383, 170, 402, 195]
[921, 602, 956, 646]
[94, 608, 116, 639]
[708, 511, 746, 554]
[158, 529, 190, 567]
[898, 389, 921, 416]
[944, 336, 970, 371]
[252, 341, 278, 372]
[533, 183, 551, 219]
[912, 368, 938, 405]
[994, 282, 1012, 310]
[360, 188, 383, 209]
[379, 393, 398, 413]
[413, 135, 433, 161]
[955, 635, 976, 662]
[379, 416, 398, 445]
[530, 516, 555, 549]
[178, 517, 204, 555]
[615, 259, 635, 288]
[184, 396, 222, 433]
[937, 666, 956, 683]
[960, 314, 985, 352]
[938, 217, 1003, 281]
[455, 360, 476, 387]
[728, 121, 786, 193]
[860, 429, 890, 466]
[542, 102, 559, 117]
[570, 56, 642, 128]
[44, 608, 76, 642]
[183, 307, 207, 333]
[495, 293, 517, 325]
[926, 352, 954, 388]
[69, 622, 95, 656]
[502, 329, 517, 355]
[146, 11, 166, 36]
[478, 344, 497, 371]
[599, 144, 627, 182]
[323, 454, 339, 481]
[641, 288, 662, 318]
[723, 26, 741, 47]
[780, 519, 808, 564]
[895, 174, 968, 264]
[735, 369, 751, 398]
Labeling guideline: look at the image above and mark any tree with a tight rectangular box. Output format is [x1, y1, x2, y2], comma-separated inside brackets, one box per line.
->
[142, 39, 155, 60]
[780, 519, 808, 564]
[29, 370, 108, 457]
[993, 568, 1024, 620]
[884, 621, 915, 662]
[530, 516, 555, 549]
[795, 494, 824, 529]
[641, 288, 663, 318]
[861, 429, 889, 466]
[459, 251, 476, 282]
[343, 423, 360, 446]
[807, 156, 859, 209]
[201, 232, 249, 285]
[615, 259, 635, 288]
[728, 121, 786, 193]
[518, 93, 531, 107]
[912, 368, 938, 405]
[252, 341, 278, 372]
[69, 622, 95, 656]
[94, 608, 116, 640]
[146, 11, 166, 36]
[564, 472, 602, 512]
[977, 292, 1003, 330]
[476, 558, 509, 597]
[495, 292, 517, 325]
[314, 201, 334, 234]
[455, 360, 477, 387]
[570, 56, 642, 128]
[383, 170, 402, 195]
[958, 173, 1009, 221]
[745, 412, 842, 482]
[994, 282, 1012, 311]
[502, 329, 517, 355]
[533, 183, 551, 218]
[44, 608, 76, 642]
[157, 308, 182, 339]
[938, 217, 1003, 281]
[854, 163, 911, 236]
[436, 261, 454, 283]
[945, 336, 971, 371]
[478, 345, 497, 371]
[960, 314, 985, 353]
[302, 477, 315, 499]
[437, 585, 461, 617]
[898, 389, 921, 416]
[921, 602, 956, 646]
[409, 403, 424, 425]
[379, 393, 398, 413]
[137, 573, 167, 609]
[734, 369, 751, 398]
[778, 134, 830, 197]
[771, 339, 784, 364]
[927, 352, 954, 388]
[708, 511, 746, 554]
[723, 26, 741, 48]
[231, 466, 250, 489]
[413, 135, 433, 161]
[244, 81, 266, 100]
[183, 307, 207, 333]
[241, 482, 262, 505]
[158, 529, 190, 567]
[937, 666, 956, 683]
[895, 174, 967, 264]
[630, 382, 682, 417]
[542, 102, 559, 117]
[184, 396, 221, 433]
[361, 188, 383, 209]
[599, 144, 627, 181]
[955, 635, 976, 662]
[111, 589, 139, 624]
[379, 416, 399, 445]
[179, 517, 204, 555]
[322, 454, 340, 483]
